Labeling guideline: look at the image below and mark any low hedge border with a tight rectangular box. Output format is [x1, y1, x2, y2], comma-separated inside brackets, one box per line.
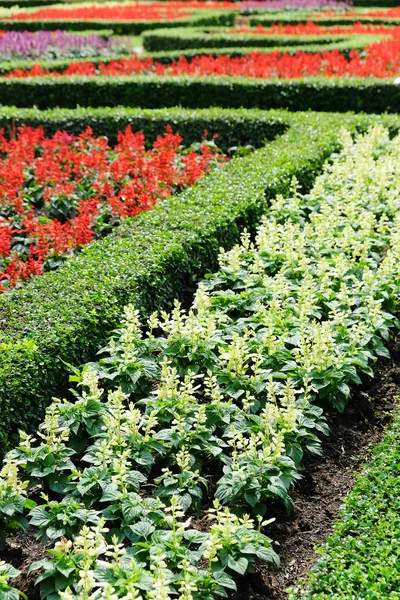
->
[290, 407, 400, 598]
[141, 26, 366, 52]
[0, 10, 236, 34]
[0, 105, 287, 148]
[2, 75, 400, 113]
[148, 36, 378, 63]
[0, 0, 55, 6]
[0, 108, 374, 454]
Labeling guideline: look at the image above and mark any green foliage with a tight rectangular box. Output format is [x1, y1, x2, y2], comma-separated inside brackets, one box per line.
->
[148, 35, 376, 63]
[249, 12, 400, 26]
[0, 562, 26, 600]
[1, 125, 400, 599]
[0, 10, 235, 34]
[2, 74, 400, 112]
[142, 26, 359, 52]
[290, 409, 400, 599]
[0, 109, 356, 455]
[0, 105, 286, 149]
[0, 34, 375, 74]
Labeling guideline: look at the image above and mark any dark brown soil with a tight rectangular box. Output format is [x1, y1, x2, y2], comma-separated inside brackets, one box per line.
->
[233, 354, 400, 600]
[2, 355, 400, 600]
[3, 532, 48, 599]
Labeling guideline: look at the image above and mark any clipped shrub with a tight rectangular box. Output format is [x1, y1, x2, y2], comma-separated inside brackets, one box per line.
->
[0, 109, 364, 453]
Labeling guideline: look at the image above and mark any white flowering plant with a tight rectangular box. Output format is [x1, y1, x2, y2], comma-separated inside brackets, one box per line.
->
[1, 125, 400, 599]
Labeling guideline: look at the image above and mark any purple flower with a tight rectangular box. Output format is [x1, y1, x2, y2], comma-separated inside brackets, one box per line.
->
[0, 30, 129, 60]
[240, 0, 352, 11]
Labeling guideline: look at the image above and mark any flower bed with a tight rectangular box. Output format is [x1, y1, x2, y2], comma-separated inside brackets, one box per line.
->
[141, 22, 386, 53]
[7, 39, 400, 79]
[1, 123, 400, 600]
[0, 30, 130, 60]
[0, 124, 226, 290]
[240, 0, 351, 10]
[5, 2, 236, 22]
[226, 21, 400, 35]
[0, 109, 349, 455]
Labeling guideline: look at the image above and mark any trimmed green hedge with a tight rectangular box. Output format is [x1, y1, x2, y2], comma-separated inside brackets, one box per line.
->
[290, 409, 400, 599]
[148, 36, 378, 63]
[0, 105, 286, 148]
[249, 13, 400, 26]
[1, 74, 400, 113]
[0, 0, 55, 5]
[0, 10, 235, 34]
[0, 109, 368, 454]
[142, 26, 360, 52]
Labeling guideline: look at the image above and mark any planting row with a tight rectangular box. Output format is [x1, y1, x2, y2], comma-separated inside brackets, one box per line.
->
[4, 38, 400, 79]
[142, 23, 392, 53]
[0, 108, 347, 453]
[0, 30, 132, 61]
[0, 124, 226, 289]
[290, 409, 400, 598]
[2, 3, 400, 33]
[0, 3, 236, 35]
[1, 123, 400, 599]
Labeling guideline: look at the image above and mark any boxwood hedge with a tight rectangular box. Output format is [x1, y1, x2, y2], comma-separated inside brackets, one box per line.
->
[0, 10, 235, 34]
[249, 13, 400, 26]
[0, 105, 287, 149]
[142, 26, 360, 52]
[0, 109, 376, 454]
[147, 36, 378, 63]
[1, 74, 400, 113]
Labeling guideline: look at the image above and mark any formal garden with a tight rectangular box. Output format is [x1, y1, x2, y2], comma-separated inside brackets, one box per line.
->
[0, 0, 399, 599]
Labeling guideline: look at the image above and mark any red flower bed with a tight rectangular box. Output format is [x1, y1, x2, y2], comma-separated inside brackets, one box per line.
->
[0, 125, 226, 290]
[226, 21, 400, 36]
[6, 2, 235, 22]
[6, 38, 400, 79]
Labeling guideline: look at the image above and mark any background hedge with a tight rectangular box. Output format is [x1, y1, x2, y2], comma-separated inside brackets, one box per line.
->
[142, 26, 363, 52]
[0, 10, 235, 34]
[148, 37, 375, 62]
[2, 75, 400, 113]
[0, 105, 287, 148]
[0, 108, 375, 454]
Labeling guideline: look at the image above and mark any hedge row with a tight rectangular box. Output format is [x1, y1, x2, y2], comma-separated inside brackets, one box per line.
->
[249, 13, 400, 26]
[0, 10, 235, 34]
[142, 26, 360, 52]
[2, 75, 400, 113]
[0, 105, 287, 148]
[0, 0, 55, 6]
[0, 109, 369, 454]
[148, 36, 373, 62]
[0, 52, 132, 76]
[291, 409, 400, 598]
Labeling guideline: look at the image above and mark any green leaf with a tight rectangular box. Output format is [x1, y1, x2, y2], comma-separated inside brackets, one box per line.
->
[227, 555, 248, 575]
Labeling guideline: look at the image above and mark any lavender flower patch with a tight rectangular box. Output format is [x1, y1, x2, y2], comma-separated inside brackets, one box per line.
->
[0, 30, 130, 60]
[240, 0, 352, 11]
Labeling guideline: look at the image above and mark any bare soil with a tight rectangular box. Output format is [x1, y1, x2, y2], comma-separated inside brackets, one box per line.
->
[233, 353, 400, 599]
[2, 354, 400, 600]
